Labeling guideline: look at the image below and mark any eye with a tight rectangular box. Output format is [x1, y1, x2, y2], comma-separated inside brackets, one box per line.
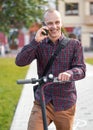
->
[46, 22, 53, 26]
[55, 21, 60, 25]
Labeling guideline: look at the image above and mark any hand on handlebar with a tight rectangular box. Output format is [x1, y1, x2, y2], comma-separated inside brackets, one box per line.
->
[58, 72, 71, 82]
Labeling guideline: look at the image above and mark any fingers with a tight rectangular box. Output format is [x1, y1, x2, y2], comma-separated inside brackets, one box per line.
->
[58, 72, 71, 81]
[35, 26, 49, 42]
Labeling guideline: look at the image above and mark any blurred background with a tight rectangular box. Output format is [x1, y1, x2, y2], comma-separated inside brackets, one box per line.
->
[0, 0, 93, 130]
[0, 0, 93, 56]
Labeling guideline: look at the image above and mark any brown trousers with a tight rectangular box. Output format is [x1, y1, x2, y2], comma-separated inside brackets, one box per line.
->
[28, 101, 76, 130]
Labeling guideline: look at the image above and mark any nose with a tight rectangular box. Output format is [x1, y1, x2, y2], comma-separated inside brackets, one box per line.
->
[51, 23, 57, 28]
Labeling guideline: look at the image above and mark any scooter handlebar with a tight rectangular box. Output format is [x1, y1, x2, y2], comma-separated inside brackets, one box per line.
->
[17, 74, 72, 85]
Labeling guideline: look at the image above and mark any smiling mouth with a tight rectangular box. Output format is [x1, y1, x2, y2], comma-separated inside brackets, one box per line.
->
[50, 29, 58, 33]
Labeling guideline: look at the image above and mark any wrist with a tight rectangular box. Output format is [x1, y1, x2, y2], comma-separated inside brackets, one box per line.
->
[35, 35, 42, 43]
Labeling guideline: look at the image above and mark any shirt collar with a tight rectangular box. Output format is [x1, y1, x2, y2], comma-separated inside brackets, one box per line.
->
[46, 34, 64, 45]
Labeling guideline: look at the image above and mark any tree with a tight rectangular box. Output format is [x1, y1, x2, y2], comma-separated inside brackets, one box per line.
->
[0, 0, 48, 34]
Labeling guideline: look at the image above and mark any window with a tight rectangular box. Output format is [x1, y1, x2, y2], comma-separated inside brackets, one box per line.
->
[65, 3, 79, 16]
[90, 2, 93, 15]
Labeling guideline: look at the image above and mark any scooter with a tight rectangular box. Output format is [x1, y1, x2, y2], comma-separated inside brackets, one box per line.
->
[17, 74, 70, 130]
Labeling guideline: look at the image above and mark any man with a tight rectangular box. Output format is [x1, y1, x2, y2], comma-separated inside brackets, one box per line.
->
[15, 9, 86, 130]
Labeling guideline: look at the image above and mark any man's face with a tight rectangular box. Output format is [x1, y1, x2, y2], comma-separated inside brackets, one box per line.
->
[44, 11, 62, 40]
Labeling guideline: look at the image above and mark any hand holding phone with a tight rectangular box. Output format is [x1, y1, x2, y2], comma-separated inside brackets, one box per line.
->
[42, 28, 49, 35]
[35, 22, 49, 42]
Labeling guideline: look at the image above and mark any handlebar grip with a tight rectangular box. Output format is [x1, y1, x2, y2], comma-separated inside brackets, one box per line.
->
[17, 79, 32, 84]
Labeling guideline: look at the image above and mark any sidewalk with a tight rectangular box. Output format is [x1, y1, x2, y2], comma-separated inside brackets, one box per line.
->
[10, 60, 37, 130]
[10, 60, 93, 130]
[84, 51, 93, 59]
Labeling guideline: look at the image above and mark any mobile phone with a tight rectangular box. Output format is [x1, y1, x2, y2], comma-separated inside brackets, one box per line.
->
[42, 29, 49, 35]
[42, 22, 49, 35]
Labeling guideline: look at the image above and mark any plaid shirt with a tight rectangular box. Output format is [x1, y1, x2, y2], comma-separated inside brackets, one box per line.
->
[15, 35, 86, 111]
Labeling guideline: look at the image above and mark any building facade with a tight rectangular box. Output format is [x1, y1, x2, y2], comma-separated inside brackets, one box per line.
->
[58, 0, 93, 51]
